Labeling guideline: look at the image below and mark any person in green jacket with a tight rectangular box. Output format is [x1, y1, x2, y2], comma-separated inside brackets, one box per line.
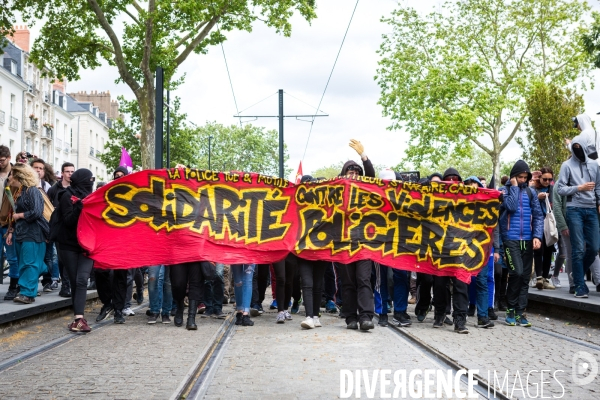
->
[552, 186, 574, 292]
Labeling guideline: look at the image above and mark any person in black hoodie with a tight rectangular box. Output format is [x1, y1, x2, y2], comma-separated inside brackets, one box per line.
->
[338, 139, 376, 331]
[55, 168, 95, 332]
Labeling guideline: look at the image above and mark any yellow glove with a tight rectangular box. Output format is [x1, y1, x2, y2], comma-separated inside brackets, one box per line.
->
[349, 139, 366, 159]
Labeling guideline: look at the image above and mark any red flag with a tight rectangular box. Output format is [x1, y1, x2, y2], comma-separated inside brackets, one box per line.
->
[295, 161, 303, 184]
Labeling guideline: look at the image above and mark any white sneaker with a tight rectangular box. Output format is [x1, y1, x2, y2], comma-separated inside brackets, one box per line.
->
[551, 276, 561, 288]
[284, 310, 293, 320]
[313, 316, 322, 327]
[122, 307, 135, 316]
[276, 312, 285, 324]
[301, 317, 315, 329]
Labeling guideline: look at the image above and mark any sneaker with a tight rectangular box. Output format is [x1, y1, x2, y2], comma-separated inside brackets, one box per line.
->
[454, 321, 469, 334]
[212, 311, 227, 319]
[58, 285, 71, 298]
[3, 286, 19, 301]
[378, 314, 389, 327]
[536, 276, 544, 290]
[43, 283, 53, 292]
[543, 278, 555, 290]
[551, 276, 562, 288]
[96, 304, 114, 322]
[229, 297, 236, 304]
[197, 303, 206, 314]
[291, 304, 300, 314]
[574, 288, 588, 298]
[467, 304, 476, 317]
[313, 316, 322, 327]
[284, 310, 293, 320]
[50, 281, 59, 290]
[516, 314, 531, 327]
[250, 305, 260, 317]
[416, 304, 432, 322]
[301, 317, 315, 329]
[257, 305, 264, 314]
[269, 300, 277, 310]
[87, 280, 96, 290]
[133, 291, 144, 305]
[13, 294, 35, 304]
[201, 309, 213, 318]
[408, 296, 416, 305]
[488, 307, 498, 321]
[122, 307, 135, 316]
[241, 315, 254, 326]
[276, 312, 285, 324]
[235, 312, 243, 325]
[443, 316, 453, 326]
[147, 313, 159, 324]
[360, 320, 375, 331]
[392, 312, 412, 327]
[433, 315, 444, 328]
[68, 318, 91, 333]
[325, 300, 338, 313]
[505, 309, 516, 326]
[569, 286, 576, 294]
[477, 317, 495, 328]
[347, 321, 358, 330]
[161, 315, 172, 324]
[114, 310, 125, 324]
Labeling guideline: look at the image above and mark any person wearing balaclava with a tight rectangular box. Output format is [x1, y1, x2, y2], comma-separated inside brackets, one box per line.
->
[572, 114, 599, 164]
[499, 160, 544, 328]
[556, 135, 600, 299]
[55, 168, 97, 332]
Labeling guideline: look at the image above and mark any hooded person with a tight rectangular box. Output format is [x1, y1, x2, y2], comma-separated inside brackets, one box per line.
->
[113, 166, 129, 180]
[573, 114, 598, 162]
[442, 168, 462, 182]
[53, 169, 97, 332]
[499, 160, 544, 327]
[339, 139, 375, 178]
[556, 135, 600, 298]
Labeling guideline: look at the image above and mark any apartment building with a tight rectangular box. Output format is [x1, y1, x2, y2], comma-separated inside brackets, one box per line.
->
[0, 41, 27, 156]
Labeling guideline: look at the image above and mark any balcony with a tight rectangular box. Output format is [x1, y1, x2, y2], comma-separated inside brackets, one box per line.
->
[25, 118, 38, 133]
[96, 149, 101, 157]
[0, 110, 4, 124]
[90, 146, 95, 156]
[41, 127, 53, 140]
[26, 81, 38, 96]
[43, 91, 51, 104]
[64, 143, 70, 153]
[9, 117, 18, 131]
[56, 138, 62, 150]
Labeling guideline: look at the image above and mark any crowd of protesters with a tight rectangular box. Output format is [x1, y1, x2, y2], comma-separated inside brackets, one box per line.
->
[1, 115, 599, 334]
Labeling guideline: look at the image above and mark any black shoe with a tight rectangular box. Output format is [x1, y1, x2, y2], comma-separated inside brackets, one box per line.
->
[87, 280, 96, 290]
[230, 297, 236, 304]
[433, 315, 444, 328]
[416, 304, 431, 322]
[186, 300, 198, 330]
[467, 304, 476, 317]
[133, 291, 144, 305]
[360, 320, 375, 331]
[569, 286, 575, 294]
[241, 315, 254, 326]
[162, 315, 171, 324]
[392, 312, 412, 327]
[174, 300, 184, 327]
[235, 312, 243, 325]
[454, 316, 469, 334]
[347, 321, 358, 330]
[498, 296, 508, 312]
[96, 304, 114, 322]
[378, 314, 389, 327]
[58, 285, 71, 298]
[114, 310, 125, 324]
[212, 310, 227, 319]
[443, 316, 453, 325]
[477, 317, 494, 328]
[488, 307, 498, 321]
[4, 286, 20, 301]
[147, 313, 159, 324]
[257, 305, 264, 314]
[250, 305, 260, 317]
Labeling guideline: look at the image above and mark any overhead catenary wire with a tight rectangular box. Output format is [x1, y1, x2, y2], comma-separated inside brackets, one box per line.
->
[301, 0, 360, 161]
[218, 23, 242, 127]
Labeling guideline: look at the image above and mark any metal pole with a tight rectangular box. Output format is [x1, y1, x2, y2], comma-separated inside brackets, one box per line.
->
[278, 89, 284, 179]
[155, 67, 164, 169]
[208, 135, 212, 170]
[166, 90, 170, 168]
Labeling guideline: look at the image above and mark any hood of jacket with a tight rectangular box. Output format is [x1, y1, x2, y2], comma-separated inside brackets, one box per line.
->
[113, 166, 129, 179]
[340, 160, 363, 177]
[442, 168, 462, 182]
[510, 160, 532, 182]
[570, 134, 591, 163]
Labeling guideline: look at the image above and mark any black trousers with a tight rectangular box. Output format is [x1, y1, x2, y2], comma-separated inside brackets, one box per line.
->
[273, 254, 298, 312]
[94, 268, 128, 310]
[59, 249, 94, 316]
[171, 262, 207, 303]
[125, 268, 144, 307]
[504, 240, 534, 314]
[534, 237, 554, 279]
[298, 259, 327, 317]
[339, 260, 374, 323]
[251, 264, 270, 306]
[95, 268, 113, 306]
[414, 272, 433, 314]
[324, 262, 343, 305]
[432, 276, 468, 319]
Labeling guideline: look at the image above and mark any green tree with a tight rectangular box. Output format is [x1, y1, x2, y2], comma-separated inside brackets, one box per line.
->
[516, 81, 583, 175]
[194, 122, 290, 177]
[15, 0, 316, 169]
[582, 12, 600, 68]
[376, 0, 592, 181]
[311, 162, 344, 179]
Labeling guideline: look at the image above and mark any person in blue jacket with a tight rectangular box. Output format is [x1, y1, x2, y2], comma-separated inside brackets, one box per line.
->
[499, 160, 544, 327]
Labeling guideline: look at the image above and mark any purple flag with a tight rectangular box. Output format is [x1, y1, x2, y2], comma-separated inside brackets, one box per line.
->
[119, 147, 133, 173]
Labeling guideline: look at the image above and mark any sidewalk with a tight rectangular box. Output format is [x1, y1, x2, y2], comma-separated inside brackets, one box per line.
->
[0, 276, 98, 325]
[527, 272, 600, 315]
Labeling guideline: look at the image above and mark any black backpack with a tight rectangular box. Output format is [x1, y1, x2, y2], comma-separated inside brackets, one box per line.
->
[48, 190, 67, 242]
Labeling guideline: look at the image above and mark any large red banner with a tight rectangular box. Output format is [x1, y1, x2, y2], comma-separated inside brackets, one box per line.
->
[78, 169, 501, 283]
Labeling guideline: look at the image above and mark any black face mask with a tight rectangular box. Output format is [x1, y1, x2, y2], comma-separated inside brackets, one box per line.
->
[573, 146, 586, 162]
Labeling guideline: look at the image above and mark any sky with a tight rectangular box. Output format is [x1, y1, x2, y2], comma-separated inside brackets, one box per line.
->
[24, 0, 600, 179]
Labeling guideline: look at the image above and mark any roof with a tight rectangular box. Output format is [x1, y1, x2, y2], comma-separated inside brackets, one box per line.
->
[65, 94, 87, 113]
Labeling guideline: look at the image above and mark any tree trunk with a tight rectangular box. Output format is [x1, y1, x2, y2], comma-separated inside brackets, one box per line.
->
[492, 150, 501, 189]
[136, 85, 156, 170]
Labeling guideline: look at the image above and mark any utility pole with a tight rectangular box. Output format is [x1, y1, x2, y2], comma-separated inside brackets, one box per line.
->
[234, 89, 328, 179]
[155, 67, 164, 169]
[166, 89, 170, 168]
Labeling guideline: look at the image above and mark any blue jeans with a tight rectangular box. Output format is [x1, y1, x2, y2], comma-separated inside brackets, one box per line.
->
[204, 263, 224, 314]
[469, 249, 495, 317]
[148, 265, 172, 316]
[373, 263, 389, 314]
[232, 264, 255, 313]
[1, 226, 19, 279]
[392, 269, 409, 314]
[16, 241, 46, 297]
[566, 207, 599, 293]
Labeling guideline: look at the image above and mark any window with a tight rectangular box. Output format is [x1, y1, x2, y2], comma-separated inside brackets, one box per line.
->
[26, 137, 32, 153]
[10, 61, 16, 75]
[10, 94, 15, 116]
[42, 143, 47, 159]
[9, 140, 14, 156]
